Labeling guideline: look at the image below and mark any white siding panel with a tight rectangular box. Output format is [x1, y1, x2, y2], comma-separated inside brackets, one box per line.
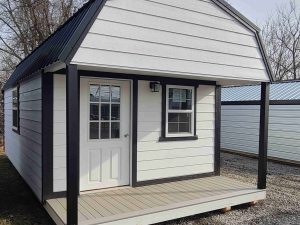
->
[53, 75, 67, 192]
[89, 20, 260, 57]
[81, 34, 265, 70]
[144, 0, 235, 21]
[137, 164, 214, 181]
[74, 48, 267, 80]
[4, 75, 42, 201]
[137, 81, 215, 181]
[72, 0, 269, 83]
[105, 0, 251, 35]
[221, 105, 300, 162]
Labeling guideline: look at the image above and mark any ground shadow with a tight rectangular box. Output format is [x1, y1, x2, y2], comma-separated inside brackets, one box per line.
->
[0, 149, 54, 225]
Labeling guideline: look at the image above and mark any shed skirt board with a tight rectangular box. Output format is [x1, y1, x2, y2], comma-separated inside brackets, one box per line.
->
[44, 176, 266, 225]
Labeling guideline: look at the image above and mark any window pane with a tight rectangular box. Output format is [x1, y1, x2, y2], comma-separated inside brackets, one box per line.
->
[168, 123, 178, 133]
[101, 104, 110, 120]
[101, 86, 110, 102]
[13, 110, 18, 128]
[90, 122, 99, 139]
[186, 89, 192, 99]
[168, 88, 173, 98]
[169, 100, 181, 110]
[179, 123, 190, 133]
[90, 85, 100, 102]
[101, 122, 110, 139]
[90, 104, 99, 121]
[168, 113, 179, 122]
[111, 122, 120, 139]
[168, 113, 192, 134]
[179, 113, 191, 123]
[111, 104, 120, 120]
[111, 86, 120, 103]
[168, 88, 192, 110]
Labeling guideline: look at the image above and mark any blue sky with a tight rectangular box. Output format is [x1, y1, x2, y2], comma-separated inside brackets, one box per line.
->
[226, 0, 299, 27]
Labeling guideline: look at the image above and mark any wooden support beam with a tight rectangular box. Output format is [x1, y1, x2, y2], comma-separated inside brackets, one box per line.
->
[66, 64, 79, 225]
[249, 201, 258, 206]
[257, 82, 270, 189]
[221, 206, 231, 213]
[215, 85, 221, 176]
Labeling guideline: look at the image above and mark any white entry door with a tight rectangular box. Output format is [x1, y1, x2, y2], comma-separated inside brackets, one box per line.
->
[80, 78, 131, 191]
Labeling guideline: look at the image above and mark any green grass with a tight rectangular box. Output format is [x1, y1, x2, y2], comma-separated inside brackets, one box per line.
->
[0, 148, 53, 225]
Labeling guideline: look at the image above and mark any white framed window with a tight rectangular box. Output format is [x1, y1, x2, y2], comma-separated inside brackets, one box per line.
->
[12, 87, 20, 132]
[166, 85, 195, 137]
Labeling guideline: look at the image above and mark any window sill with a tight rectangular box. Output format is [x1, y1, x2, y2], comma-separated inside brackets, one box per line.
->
[159, 135, 198, 142]
[12, 128, 20, 135]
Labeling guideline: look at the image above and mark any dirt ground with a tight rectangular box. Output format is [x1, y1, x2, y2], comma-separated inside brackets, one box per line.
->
[0, 147, 53, 225]
[0, 148, 299, 225]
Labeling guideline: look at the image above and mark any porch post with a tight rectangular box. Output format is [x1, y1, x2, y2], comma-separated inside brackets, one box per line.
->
[214, 85, 221, 176]
[257, 82, 270, 189]
[66, 64, 79, 225]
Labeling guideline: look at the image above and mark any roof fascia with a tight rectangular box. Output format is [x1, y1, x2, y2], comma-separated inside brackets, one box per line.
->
[211, 0, 260, 32]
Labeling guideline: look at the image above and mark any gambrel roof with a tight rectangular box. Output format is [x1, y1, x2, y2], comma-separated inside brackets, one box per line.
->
[3, 0, 274, 90]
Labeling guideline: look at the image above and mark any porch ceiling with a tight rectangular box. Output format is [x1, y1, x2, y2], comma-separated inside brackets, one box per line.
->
[45, 176, 266, 225]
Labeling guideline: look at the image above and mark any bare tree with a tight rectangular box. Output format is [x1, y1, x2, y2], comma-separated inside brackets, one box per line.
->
[262, 0, 300, 80]
[0, 0, 86, 137]
[0, 0, 86, 80]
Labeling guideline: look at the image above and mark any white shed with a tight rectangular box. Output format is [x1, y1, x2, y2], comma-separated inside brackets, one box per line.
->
[222, 81, 300, 165]
[3, 0, 273, 224]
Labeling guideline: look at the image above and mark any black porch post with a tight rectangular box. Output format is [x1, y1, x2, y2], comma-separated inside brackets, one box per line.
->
[257, 82, 270, 189]
[66, 64, 79, 225]
[214, 85, 221, 176]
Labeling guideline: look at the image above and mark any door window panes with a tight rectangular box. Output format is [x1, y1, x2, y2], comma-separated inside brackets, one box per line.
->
[89, 85, 121, 139]
[101, 85, 110, 102]
[101, 104, 110, 121]
[111, 122, 120, 139]
[90, 104, 99, 121]
[90, 122, 99, 139]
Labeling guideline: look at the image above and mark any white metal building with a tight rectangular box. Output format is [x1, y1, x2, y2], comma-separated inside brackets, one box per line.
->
[222, 81, 300, 165]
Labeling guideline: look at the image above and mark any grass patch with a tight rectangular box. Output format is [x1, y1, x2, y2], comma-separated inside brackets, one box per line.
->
[0, 147, 53, 225]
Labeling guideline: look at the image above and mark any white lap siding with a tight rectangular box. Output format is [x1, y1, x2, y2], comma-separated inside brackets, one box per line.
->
[221, 105, 300, 162]
[4, 75, 42, 201]
[71, 0, 269, 83]
[53, 75, 67, 192]
[137, 81, 215, 182]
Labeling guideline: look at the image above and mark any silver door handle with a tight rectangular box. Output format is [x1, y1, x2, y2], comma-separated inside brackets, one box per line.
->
[124, 134, 129, 138]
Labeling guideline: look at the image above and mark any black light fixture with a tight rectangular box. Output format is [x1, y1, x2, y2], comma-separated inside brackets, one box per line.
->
[149, 82, 160, 92]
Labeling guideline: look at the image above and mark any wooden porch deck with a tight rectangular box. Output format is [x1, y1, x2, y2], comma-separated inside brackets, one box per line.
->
[45, 176, 266, 225]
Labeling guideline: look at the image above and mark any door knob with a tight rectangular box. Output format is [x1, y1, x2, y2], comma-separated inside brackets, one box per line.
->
[124, 133, 129, 138]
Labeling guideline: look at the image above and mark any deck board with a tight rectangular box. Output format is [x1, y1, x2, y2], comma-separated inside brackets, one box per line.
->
[45, 176, 266, 225]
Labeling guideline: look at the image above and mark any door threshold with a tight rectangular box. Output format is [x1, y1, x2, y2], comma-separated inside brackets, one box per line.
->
[80, 185, 131, 195]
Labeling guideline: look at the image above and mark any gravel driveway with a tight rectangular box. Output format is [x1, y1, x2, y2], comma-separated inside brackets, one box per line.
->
[159, 152, 300, 225]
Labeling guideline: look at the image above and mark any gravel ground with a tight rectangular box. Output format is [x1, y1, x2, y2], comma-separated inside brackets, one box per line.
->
[159, 152, 300, 225]
[1, 148, 299, 225]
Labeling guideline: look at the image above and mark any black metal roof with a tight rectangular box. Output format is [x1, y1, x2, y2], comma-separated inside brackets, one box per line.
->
[3, 0, 273, 90]
[3, 0, 106, 90]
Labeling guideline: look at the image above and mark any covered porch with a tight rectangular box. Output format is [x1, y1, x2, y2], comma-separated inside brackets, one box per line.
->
[56, 64, 270, 225]
[45, 176, 266, 225]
